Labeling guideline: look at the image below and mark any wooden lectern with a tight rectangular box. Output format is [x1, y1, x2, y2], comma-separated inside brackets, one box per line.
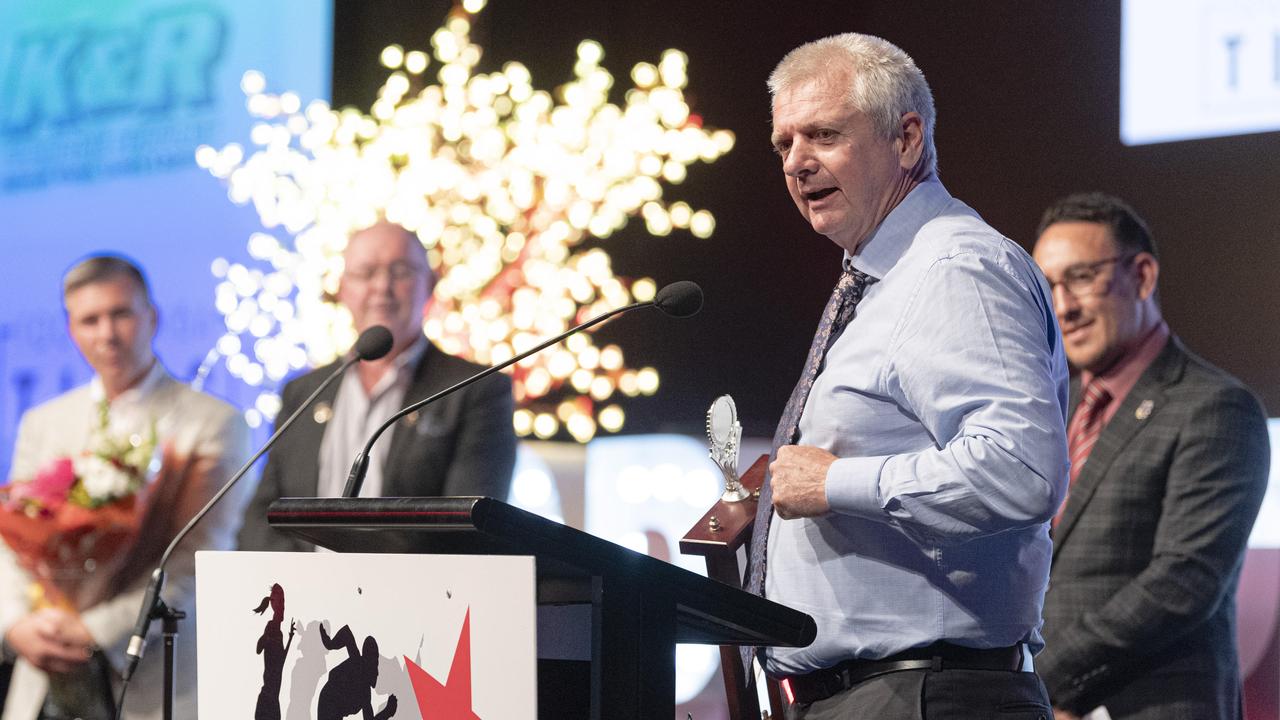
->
[268, 495, 814, 720]
[680, 455, 785, 720]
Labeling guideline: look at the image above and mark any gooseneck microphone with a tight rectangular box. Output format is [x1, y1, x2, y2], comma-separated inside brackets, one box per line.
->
[650, 280, 704, 318]
[115, 325, 393, 718]
[341, 281, 704, 498]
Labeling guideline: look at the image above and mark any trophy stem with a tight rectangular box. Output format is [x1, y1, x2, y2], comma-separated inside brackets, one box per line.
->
[720, 482, 751, 502]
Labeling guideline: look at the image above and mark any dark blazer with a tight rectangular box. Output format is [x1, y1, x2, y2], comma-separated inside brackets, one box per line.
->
[1039, 337, 1269, 719]
[237, 341, 517, 552]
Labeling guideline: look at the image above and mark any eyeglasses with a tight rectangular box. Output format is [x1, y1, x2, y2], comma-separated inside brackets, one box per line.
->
[1046, 255, 1133, 297]
[343, 261, 426, 284]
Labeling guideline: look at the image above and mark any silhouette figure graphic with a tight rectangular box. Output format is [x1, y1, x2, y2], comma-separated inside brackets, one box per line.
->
[317, 623, 398, 720]
[285, 621, 329, 720]
[252, 584, 296, 720]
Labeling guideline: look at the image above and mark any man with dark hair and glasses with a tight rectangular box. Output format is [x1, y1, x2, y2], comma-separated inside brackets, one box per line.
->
[1032, 192, 1269, 720]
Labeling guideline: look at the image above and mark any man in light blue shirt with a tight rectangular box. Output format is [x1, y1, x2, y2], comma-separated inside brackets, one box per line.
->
[760, 33, 1069, 718]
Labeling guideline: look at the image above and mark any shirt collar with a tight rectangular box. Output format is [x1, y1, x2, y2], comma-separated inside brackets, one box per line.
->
[1080, 320, 1170, 402]
[89, 359, 166, 407]
[844, 178, 953, 278]
[393, 334, 428, 373]
[361, 334, 428, 399]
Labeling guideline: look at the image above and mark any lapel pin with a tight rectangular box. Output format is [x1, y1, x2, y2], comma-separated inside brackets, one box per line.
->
[313, 402, 332, 424]
[1135, 399, 1154, 421]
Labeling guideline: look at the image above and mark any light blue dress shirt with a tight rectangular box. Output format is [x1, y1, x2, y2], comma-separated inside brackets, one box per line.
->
[764, 179, 1070, 676]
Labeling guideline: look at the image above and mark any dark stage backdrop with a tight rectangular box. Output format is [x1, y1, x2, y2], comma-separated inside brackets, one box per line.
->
[331, 0, 1280, 439]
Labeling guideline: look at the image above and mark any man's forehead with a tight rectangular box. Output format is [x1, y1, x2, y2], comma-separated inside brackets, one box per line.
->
[345, 224, 425, 262]
[773, 67, 854, 103]
[65, 276, 146, 308]
[1037, 221, 1117, 253]
[1034, 222, 1121, 270]
[772, 78, 856, 125]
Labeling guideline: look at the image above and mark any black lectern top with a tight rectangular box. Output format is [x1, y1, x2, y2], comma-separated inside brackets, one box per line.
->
[267, 496, 815, 648]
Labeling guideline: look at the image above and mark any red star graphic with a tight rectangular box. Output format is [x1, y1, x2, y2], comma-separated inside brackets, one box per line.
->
[405, 608, 483, 720]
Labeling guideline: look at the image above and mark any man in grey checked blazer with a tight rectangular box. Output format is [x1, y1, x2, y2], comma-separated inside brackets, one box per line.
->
[1032, 192, 1269, 720]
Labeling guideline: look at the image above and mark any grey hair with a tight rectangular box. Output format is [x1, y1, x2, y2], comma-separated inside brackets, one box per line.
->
[769, 33, 937, 177]
[62, 254, 154, 306]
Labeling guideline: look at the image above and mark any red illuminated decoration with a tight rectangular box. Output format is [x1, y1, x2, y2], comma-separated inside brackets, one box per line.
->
[405, 609, 483, 720]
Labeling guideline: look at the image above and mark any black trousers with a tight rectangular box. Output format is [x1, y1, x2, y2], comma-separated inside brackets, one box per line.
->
[786, 668, 1051, 720]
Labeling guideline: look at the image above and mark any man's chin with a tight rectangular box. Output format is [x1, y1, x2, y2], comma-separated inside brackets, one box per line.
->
[359, 317, 402, 335]
[364, 324, 416, 349]
[807, 218, 863, 252]
[1066, 347, 1111, 375]
[91, 359, 128, 376]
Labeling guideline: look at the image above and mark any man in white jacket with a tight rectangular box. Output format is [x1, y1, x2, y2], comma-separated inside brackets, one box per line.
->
[0, 255, 251, 720]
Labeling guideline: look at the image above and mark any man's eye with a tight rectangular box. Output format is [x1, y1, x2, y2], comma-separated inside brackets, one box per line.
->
[813, 129, 836, 141]
[1064, 270, 1095, 285]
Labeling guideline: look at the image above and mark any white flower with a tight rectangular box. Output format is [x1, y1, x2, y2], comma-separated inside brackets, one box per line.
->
[73, 454, 134, 502]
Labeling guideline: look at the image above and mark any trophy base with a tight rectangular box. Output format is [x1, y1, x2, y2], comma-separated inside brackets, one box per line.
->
[720, 484, 751, 503]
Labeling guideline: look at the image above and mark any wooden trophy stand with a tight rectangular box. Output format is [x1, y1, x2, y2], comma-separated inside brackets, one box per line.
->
[680, 455, 786, 720]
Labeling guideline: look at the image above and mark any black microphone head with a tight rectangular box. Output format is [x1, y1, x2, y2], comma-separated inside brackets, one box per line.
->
[652, 281, 703, 318]
[354, 325, 394, 360]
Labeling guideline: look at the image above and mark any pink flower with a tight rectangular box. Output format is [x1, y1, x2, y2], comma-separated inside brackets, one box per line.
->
[7, 457, 77, 513]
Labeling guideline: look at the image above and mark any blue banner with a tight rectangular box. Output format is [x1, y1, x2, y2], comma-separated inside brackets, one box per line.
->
[0, 0, 332, 480]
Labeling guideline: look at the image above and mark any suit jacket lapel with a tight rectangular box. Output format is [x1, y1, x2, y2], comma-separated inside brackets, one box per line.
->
[1053, 338, 1186, 556]
[296, 361, 343, 496]
[382, 344, 436, 497]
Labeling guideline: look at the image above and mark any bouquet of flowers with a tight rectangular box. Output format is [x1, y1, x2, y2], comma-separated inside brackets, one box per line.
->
[0, 401, 159, 612]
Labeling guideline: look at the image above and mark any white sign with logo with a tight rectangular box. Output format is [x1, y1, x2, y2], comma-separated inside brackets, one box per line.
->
[1123, 0, 1280, 144]
[196, 551, 536, 720]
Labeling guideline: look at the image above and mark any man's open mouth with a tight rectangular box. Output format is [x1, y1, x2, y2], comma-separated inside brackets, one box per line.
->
[804, 188, 837, 201]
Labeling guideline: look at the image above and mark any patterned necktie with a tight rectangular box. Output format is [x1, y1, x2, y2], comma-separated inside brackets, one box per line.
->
[1053, 380, 1112, 528]
[741, 265, 875, 673]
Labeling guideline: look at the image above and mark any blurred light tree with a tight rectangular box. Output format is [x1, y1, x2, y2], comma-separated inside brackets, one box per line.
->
[199, 1, 733, 442]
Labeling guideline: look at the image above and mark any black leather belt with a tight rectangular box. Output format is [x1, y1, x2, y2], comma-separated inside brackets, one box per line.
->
[780, 642, 1030, 705]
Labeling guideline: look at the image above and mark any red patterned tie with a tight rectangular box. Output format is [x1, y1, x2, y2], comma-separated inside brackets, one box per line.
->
[1053, 380, 1112, 528]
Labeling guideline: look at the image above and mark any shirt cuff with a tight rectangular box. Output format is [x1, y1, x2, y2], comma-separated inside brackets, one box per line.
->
[825, 455, 889, 517]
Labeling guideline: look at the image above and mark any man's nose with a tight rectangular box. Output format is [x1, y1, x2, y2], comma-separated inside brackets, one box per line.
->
[1051, 282, 1079, 319]
[368, 269, 395, 292]
[783, 138, 816, 178]
[91, 317, 120, 343]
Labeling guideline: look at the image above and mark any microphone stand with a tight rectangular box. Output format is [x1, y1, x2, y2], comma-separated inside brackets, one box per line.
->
[113, 346, 378, 720]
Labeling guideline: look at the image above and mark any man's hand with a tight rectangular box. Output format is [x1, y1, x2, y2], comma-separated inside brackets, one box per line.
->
[770, 446, 837, 519]
[1054, 708, 1082, 720]
[4, 608, 95, 674]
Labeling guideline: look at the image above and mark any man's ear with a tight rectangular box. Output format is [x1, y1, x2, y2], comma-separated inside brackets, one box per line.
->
[146, 302, 160, 338]
[1132, 252, 1160, 301]
[327, 276, 346, 306]
[897, 112, 925, 171]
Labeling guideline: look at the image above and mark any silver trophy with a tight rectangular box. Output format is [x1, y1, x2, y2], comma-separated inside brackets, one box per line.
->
[706, 395, 749, 502]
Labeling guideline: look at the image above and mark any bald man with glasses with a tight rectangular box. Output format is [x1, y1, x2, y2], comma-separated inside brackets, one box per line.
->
[1031, 193, 1268, 720]
[237, 221, 518, 553]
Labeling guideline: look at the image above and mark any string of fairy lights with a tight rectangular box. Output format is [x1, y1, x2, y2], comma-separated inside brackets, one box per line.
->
[197, 0, 733, 442]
